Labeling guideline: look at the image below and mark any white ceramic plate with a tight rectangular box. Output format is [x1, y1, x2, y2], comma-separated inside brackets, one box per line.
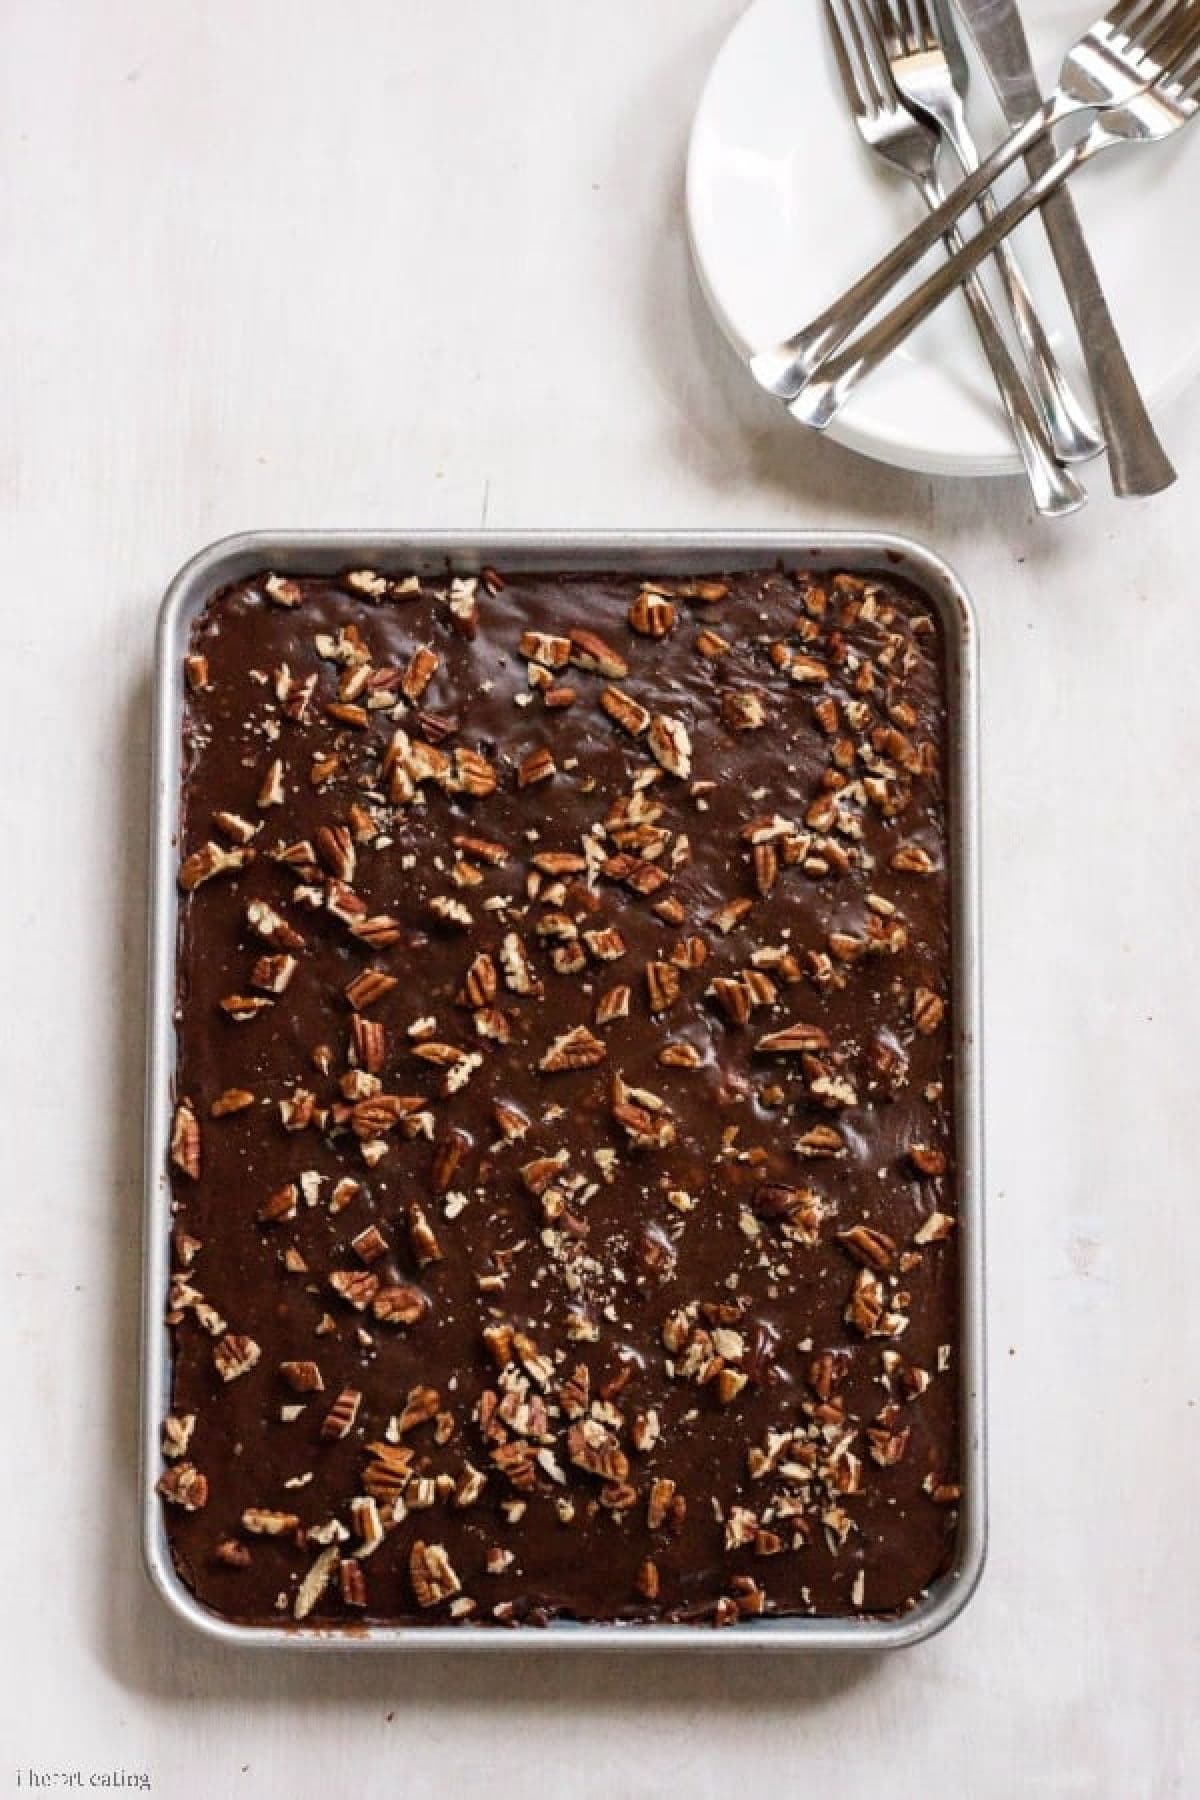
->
[687, 0, 1200, 478]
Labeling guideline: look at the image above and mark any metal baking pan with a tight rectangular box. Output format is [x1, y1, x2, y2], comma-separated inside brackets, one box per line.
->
[143, 529, 985, 1651]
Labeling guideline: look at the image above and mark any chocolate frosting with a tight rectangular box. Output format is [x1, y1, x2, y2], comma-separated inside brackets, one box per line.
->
[160, 564, 960, 1630]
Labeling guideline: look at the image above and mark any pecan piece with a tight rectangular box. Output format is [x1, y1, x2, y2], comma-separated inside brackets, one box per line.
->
[628, 591, 676, 637]
[161, 1413, 196, 1460]
[407, 1201, 444, 1266]
[257, 1183, 298, 1224]
[210, 1087, 255, 1117]
[600, 686, 650, 737]
[755, 1021, 831, 1055]
[339, 1560, 368, 1608]
[568, 628, 628, 678]
[721, 691, 767, 733]
[294, 1545, 340, 1621]
[242, 1507, 300, 1536]
[913, 1211, 956, 1245]
[170, 1098, 200, 1179]
[539, 1025, 606, 1073]
[344, 968, 398, 1011]
[647, 714, 692, 779]
[409, 1541, 462, 1609]
[361, 1441, 415, 1500]
[351, 1224, 388, 1265]
[516, 746, 556, 788]
[213, 1333, 261, 1382]
[567, 1420, 630, 1484]
[499, 932, 542, 996]
[321, 1387, 363, 1441]
[912, 987, 945, 1035]
[450, 747, 498, 797]
[844, 1269, 908, 1338]
[329, 1269, 379, 1311]
[246, 899, 305, 951]
[519, 630, 572, 668]
[460, 952, 498, 1007]
[645, 961, 681, 1014]
[594, 984, 631, 1026]
[397, 1384, 440, 1434]
[280, 1360, 324, 1393]
[400, 644, 439, 702]
[890, 842, 936, 875]
[646, 1477, 677, 1531]
[350, 1014, 387, 1074]
[178, 841, 254, 892]
[372, 1283, 428, 1326]
[156, 1463, 208, 1511]
[838, 1224, 897, 1271]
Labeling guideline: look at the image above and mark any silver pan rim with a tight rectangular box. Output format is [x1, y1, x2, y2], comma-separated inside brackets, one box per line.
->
[142, 529, 985, 1651]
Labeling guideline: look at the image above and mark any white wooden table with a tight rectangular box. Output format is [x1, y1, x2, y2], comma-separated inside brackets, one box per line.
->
[2, 3, 1195, 1795]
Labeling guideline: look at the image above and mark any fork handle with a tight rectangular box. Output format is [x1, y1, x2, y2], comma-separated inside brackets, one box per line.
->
[912, 176, 1083, 516]
[939, 103, 1104, 466]
[751, 96, 1065, 398]
[1021, 132, 1176, 494]
[793, 131, 1096, 431]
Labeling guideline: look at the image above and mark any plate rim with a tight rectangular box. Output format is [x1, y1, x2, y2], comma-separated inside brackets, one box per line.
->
[685, 0, 1199, 481]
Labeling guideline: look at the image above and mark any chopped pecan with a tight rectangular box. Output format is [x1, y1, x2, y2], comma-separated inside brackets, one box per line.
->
[594, 984, 631, 1026]
[178, 841, 254, 892]
[914, 1211, 956, 1245]
[646, 1477, 677, 1531]
[339, 1559, 368, 1607]
[156, 1462, 208, 1510]
[409, 1540, 462, 1608]
[213, 1334, 261, 1382]
[647, 714, 692, 779]
[721, 690, 767, 733]
[844, 1269, 908, 1338]
[567, 1420, 630, 1483]
[246, 898, 305, 951]
[600, 686, 651, 737]
[351, 1224, 388, 1265]
[210, 1087, 254, 1117]
[516, 745, 556, 788]
[755, 1021, 831, 1054]
[361, 1441, 415, 1500]
[280, 1360, 324, 1393]
[568, 628, 628, 678]
[257, 1183, 298, 1224]
[242, 1506, 300, 1536]
[170, 1098, 201, 1179]
[912, 987, 945, 1035]
[329, 1269, 380, 1311]
[891, 842, 936, 875]
[539, 1025, 606, 1073]
[519, 630, 571, 668]
[838, 1223, 897, 1270]
[450, 747, 498, 797]
[372, 1283, 429, 1326]
[628, 591, 676, 637]
[407, 1201, 444, 1266]
[161, 1413, 196, 1460]
[321, 1387, 363, 1441]
[645, 961, 681, 1013]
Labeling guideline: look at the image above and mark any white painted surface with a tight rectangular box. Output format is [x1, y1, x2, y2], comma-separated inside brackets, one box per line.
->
[0, 4, 1195, 1797]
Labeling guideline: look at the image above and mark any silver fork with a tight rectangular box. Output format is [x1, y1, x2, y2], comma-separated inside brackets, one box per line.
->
[753, 0, 1199, 402]
[880, 0, 1104, 465]
[820, 0, 1083, 515]
[794, 9, 1200, 430]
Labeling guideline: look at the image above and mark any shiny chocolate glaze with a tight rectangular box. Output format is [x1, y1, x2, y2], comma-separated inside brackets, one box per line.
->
[160, 564, 960, 1630]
